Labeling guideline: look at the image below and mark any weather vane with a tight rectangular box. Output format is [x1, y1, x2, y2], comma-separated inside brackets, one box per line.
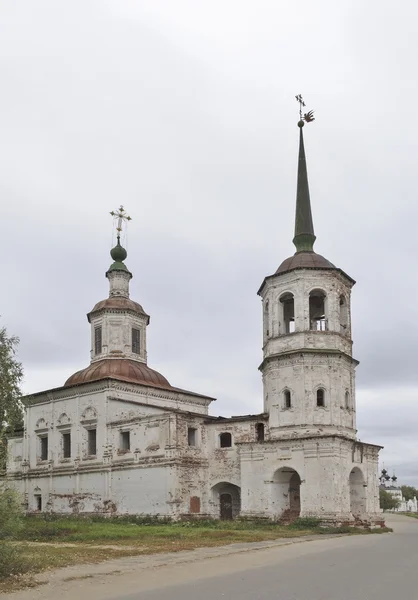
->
[110, 205, 132, 242]
[295, 94, 315, 125]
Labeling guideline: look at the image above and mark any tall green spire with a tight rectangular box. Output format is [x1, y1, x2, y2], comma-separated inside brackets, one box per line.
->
[292, 120, 316, 253]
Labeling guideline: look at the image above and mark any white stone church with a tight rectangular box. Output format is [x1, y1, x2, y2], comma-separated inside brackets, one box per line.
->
[6, 118, 383, 524]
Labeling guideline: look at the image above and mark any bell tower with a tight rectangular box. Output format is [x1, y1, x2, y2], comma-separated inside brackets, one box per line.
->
[87, 206, 150, 365]
[258, 102, 357, 440]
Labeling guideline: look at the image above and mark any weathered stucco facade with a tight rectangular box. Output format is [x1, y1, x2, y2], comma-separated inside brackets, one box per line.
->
[6, 124, 382, 524]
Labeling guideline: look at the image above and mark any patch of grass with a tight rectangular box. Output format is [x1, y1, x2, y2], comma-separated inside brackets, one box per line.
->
[0, 515, 390, 592]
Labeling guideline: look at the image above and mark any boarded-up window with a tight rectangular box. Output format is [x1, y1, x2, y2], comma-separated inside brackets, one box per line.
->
[190, 496, 201, 513]
[220, 432, 232, 448]
[94, 327, 102, 355]
[132, 328, 140, 354]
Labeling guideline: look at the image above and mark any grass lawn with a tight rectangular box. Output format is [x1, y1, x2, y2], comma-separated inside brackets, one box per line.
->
[0, 516, 391, 592]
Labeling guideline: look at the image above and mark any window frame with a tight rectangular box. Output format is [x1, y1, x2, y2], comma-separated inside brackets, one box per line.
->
[120, 430, 131, 452]
[35, 495, 42, 511]
[87, 428, 97, 456]
[62, 431, 71, 459]
[39, 435, 48, 461]
[284, 389, 292, 409]
[187, 427, 197, 447]
[316, 388, 325, 408]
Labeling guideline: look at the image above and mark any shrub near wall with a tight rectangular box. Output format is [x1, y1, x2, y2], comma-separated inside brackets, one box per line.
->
[0, 485, 27, 579]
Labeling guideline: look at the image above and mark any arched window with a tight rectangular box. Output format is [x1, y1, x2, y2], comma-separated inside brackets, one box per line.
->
[345, 391, 350, 409]
[284, 390, 292, 409]
[256, 423, 265, 442]
[339, 295, 348, 333]
[309, 290, 327, 331]
[220, 432, 232, 448]
[280, 293, 295, 334]
[316, 388, 325, 407]
[264, 300, 270, 338]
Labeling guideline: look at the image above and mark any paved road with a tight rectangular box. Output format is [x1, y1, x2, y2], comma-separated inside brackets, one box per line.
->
[122, 515, 418, 600]
[5, 515, 418, 600]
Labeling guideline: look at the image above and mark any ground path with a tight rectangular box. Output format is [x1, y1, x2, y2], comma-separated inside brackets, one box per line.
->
[2, 515, 416, 599]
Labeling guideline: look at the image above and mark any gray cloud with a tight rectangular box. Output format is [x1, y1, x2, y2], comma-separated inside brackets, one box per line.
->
[2, 0, 418, 484]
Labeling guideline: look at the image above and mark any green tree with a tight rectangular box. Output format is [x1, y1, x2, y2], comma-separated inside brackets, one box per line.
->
[401, 486, 418, 501]
[380, 488, 400, 511]
[0, 326, 24, 472]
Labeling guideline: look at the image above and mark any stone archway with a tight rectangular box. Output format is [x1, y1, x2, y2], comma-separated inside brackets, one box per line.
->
[272, 467, 301, 519]
[349, 467, 366, 518]
[211, 482, 241, 520]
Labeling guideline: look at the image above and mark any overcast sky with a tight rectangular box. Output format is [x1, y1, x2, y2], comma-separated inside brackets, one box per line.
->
[1, 0, 417, 484]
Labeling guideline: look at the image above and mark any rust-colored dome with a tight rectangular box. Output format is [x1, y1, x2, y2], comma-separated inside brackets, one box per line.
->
[87, 297, 149, 322]
[64, 359, 171, 389]
[276, 251, 335, 275]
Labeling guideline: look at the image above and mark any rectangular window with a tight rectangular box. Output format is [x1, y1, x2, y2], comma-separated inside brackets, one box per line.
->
[40, 436, 48, 461]
[120, 431, 130, 451]
[87, 429, 97, 456]
[132, 328, 140, 354]
[94, 327, 102, 355]
[188, 428, 197, 447]
[35, 495, 42, 511]
[62, 432, 71, 458]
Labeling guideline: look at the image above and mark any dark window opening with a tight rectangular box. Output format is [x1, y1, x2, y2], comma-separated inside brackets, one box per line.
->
[280, 293, 295, 334]
[88, 429, 97, 456]
[188, 427, 197, 447]
[120, 431, 130, 451]
[284, 390, 292, 408]
[40, 436, 48, 461]
[317, 389, 325, 407]
[35, 495, 42, 511]
[309, 291, 327, 331]
[62, 433, 71, 458]
[132, 328, 140, 354]
[94, 327, 102, 355]
[256, 423, 265, 442]
[220, 432, 232, 448]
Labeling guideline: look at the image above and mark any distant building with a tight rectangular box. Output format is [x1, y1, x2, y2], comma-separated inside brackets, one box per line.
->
[5, 116, 383, 525]
[379, 469, 417, 512]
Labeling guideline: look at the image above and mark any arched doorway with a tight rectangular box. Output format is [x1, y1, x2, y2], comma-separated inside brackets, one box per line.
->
[272, 468, 301, 519]
[349, 467, 366, 518]
[211, 482, 241, 520]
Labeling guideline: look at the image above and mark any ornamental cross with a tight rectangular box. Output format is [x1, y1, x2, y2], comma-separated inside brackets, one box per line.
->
[295, 94, 315, 123]
[110, 205, 132, 240]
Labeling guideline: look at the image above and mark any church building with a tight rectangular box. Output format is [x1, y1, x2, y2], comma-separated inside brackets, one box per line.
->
[6, 113, 383, 524]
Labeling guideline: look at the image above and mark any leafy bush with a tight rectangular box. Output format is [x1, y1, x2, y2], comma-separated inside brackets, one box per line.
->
[0, 485, 28, 580]
[0, 485, 23, 539]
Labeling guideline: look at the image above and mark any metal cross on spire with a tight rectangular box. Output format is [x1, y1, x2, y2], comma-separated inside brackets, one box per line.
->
[110, 205, 132, 242]
[295, 94, 315, 124]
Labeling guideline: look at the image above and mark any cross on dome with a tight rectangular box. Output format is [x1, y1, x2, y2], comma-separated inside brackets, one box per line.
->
[110, 205, 132, 242]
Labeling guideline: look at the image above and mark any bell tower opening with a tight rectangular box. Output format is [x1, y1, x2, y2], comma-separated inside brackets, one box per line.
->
[280, 293, 295, 334]
[309, 290, 327, 331]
